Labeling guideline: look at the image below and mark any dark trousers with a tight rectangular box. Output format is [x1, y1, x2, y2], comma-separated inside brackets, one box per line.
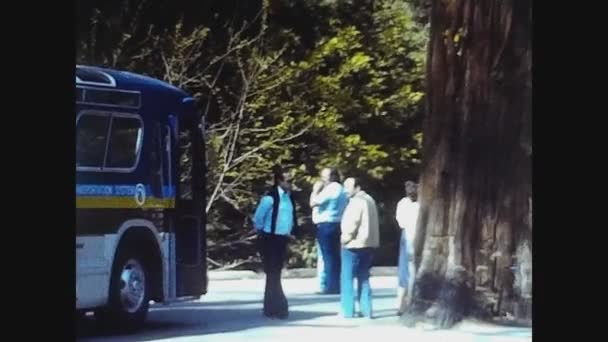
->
[316, 222, 341, 294]
[258, 232, 289, 317]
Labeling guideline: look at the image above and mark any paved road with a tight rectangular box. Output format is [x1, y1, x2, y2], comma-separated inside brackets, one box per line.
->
[77, 276, 532, 342]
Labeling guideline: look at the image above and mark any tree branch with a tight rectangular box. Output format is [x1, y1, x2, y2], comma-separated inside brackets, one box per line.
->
[230, 122, 312, 169]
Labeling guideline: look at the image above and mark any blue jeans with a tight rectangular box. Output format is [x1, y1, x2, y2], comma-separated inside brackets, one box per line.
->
[316, 241, 327, 291]
[316, 222, 341, 294]
[398, 229, 411, 288]
[341, 247, 374, 318]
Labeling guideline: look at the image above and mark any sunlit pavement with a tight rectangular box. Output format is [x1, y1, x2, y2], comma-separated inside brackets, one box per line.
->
[77, 276, 532, 342]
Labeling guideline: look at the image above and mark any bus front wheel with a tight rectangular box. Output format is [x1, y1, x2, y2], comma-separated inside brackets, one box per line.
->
[97, 246, 150, 330]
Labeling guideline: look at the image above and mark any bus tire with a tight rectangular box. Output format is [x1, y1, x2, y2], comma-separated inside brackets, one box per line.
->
[97, 245, 150, 331]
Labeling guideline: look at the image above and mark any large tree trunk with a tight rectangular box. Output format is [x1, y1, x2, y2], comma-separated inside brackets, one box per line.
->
[402, 0, 531, 328]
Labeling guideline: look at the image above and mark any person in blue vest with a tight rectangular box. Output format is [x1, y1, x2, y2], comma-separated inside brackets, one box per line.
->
[310, 167, 349, 294]
[253, 165, 298, 319]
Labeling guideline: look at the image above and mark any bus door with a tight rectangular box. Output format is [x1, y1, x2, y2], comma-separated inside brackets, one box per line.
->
[169, 111, 206, 297]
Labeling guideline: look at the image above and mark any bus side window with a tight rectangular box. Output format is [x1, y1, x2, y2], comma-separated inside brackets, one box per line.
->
[76, 114, 110, 168]
[178, 127, 193, 200]
[148, 123, 164, 198]
[106, 116, 143, 169]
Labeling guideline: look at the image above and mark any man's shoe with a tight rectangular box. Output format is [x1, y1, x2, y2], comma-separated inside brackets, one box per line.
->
[263, 311, 276, 319]
[315, 291, 334, 295]
[275, 312, 289, 320]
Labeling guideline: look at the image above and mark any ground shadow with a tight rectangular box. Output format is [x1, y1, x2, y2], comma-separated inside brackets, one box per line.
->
[182, 291, 396, 309]
[77, 304, 336, 342]
[77, 290, 399, 341]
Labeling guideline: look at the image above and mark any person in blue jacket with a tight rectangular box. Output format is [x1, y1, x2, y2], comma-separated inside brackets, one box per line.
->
[253, 166, 298, 319]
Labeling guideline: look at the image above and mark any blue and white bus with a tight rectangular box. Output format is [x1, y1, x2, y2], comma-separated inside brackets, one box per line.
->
[76, 65, 207, 329]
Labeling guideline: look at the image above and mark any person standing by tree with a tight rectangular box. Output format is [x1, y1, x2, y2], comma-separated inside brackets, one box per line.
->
[253, 166, 298, 319]
[395, 181, 420, 315]
[311, 180, 327, 293]
[310, 167, 348, 294]
[340, 177, 380, 318]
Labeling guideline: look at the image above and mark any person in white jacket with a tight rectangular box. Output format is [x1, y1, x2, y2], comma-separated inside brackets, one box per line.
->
[340, 177, 380, 318]
[395, 181, 419, 315]
[310, 180, 326, 293]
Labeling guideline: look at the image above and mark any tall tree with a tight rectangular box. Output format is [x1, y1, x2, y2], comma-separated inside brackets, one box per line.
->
[403, 0, 531, 328]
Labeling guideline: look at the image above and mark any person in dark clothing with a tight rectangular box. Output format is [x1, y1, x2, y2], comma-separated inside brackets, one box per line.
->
[253, 166, 298, 319]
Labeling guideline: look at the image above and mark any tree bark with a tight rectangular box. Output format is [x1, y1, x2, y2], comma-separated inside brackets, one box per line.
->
[402, 0, 531, 328]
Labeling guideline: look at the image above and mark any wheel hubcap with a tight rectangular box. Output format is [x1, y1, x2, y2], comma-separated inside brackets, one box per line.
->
[119, 259, 146, 313]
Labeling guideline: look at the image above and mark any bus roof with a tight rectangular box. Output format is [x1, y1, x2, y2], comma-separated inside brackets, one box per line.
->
[76, 65, 190, 98]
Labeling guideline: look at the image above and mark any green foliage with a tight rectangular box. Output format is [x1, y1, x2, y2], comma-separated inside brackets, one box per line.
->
[76, 0, 428, 269]
[270, 1, 428, 203]
[288, 238, 318, 268]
